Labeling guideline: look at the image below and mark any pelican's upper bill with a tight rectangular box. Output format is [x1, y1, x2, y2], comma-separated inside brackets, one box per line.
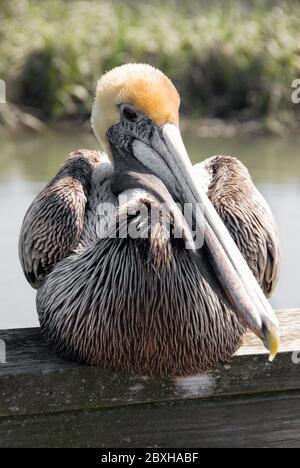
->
[91, 63, 180, 149]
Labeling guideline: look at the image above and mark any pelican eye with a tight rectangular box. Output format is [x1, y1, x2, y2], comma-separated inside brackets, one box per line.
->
[121, 104, 139, 123]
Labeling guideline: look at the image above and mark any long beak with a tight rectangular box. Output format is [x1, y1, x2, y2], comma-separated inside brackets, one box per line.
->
[132, 123, 280, 360]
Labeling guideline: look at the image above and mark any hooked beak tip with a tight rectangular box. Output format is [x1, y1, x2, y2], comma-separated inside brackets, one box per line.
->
[263, 322, 280, 362]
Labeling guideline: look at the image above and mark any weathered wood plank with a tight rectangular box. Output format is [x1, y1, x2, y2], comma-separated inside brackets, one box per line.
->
[239, 309, 300, 355]
[0, 351, 299, 418]
[0, 309, 299, 420]
[1, 392, 300, 448]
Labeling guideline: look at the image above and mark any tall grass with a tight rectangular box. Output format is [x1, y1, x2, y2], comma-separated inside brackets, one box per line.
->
[1, 0, 300, 125]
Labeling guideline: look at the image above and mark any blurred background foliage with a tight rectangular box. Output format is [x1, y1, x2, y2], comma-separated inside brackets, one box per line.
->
[0, 0, 300, 128]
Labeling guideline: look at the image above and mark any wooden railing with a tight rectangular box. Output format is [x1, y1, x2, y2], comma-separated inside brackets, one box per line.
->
[0, 309, 299, 448]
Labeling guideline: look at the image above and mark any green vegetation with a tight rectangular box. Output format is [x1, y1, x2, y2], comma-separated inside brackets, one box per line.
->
[0, 0, 300, 129]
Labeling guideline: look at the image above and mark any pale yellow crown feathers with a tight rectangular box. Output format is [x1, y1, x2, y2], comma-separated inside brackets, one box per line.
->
[91, 63, 180, 149]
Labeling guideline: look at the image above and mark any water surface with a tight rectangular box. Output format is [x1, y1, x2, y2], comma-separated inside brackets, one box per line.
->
[0, 129, 299, 329]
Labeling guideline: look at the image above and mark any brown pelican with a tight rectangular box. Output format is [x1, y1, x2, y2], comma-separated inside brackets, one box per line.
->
[19, 64, 280, 376]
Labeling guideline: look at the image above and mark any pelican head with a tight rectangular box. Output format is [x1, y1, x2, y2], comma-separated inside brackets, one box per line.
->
[91, 63, 279, 359]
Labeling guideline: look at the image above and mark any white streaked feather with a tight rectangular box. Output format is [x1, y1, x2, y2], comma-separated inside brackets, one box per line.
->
[193, 160, 213, 194]
[79, 154, 116, 247]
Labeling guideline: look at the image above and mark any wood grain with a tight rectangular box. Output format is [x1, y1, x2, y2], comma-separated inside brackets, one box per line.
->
[1, 392, 300, 448]
[239, 309, 300, 355]
[0, 309, 299, 448]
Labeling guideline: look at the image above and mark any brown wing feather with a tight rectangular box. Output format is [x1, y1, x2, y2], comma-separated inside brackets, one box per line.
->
[194, 155, 280, 297]
[19, 150, 101, 289]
